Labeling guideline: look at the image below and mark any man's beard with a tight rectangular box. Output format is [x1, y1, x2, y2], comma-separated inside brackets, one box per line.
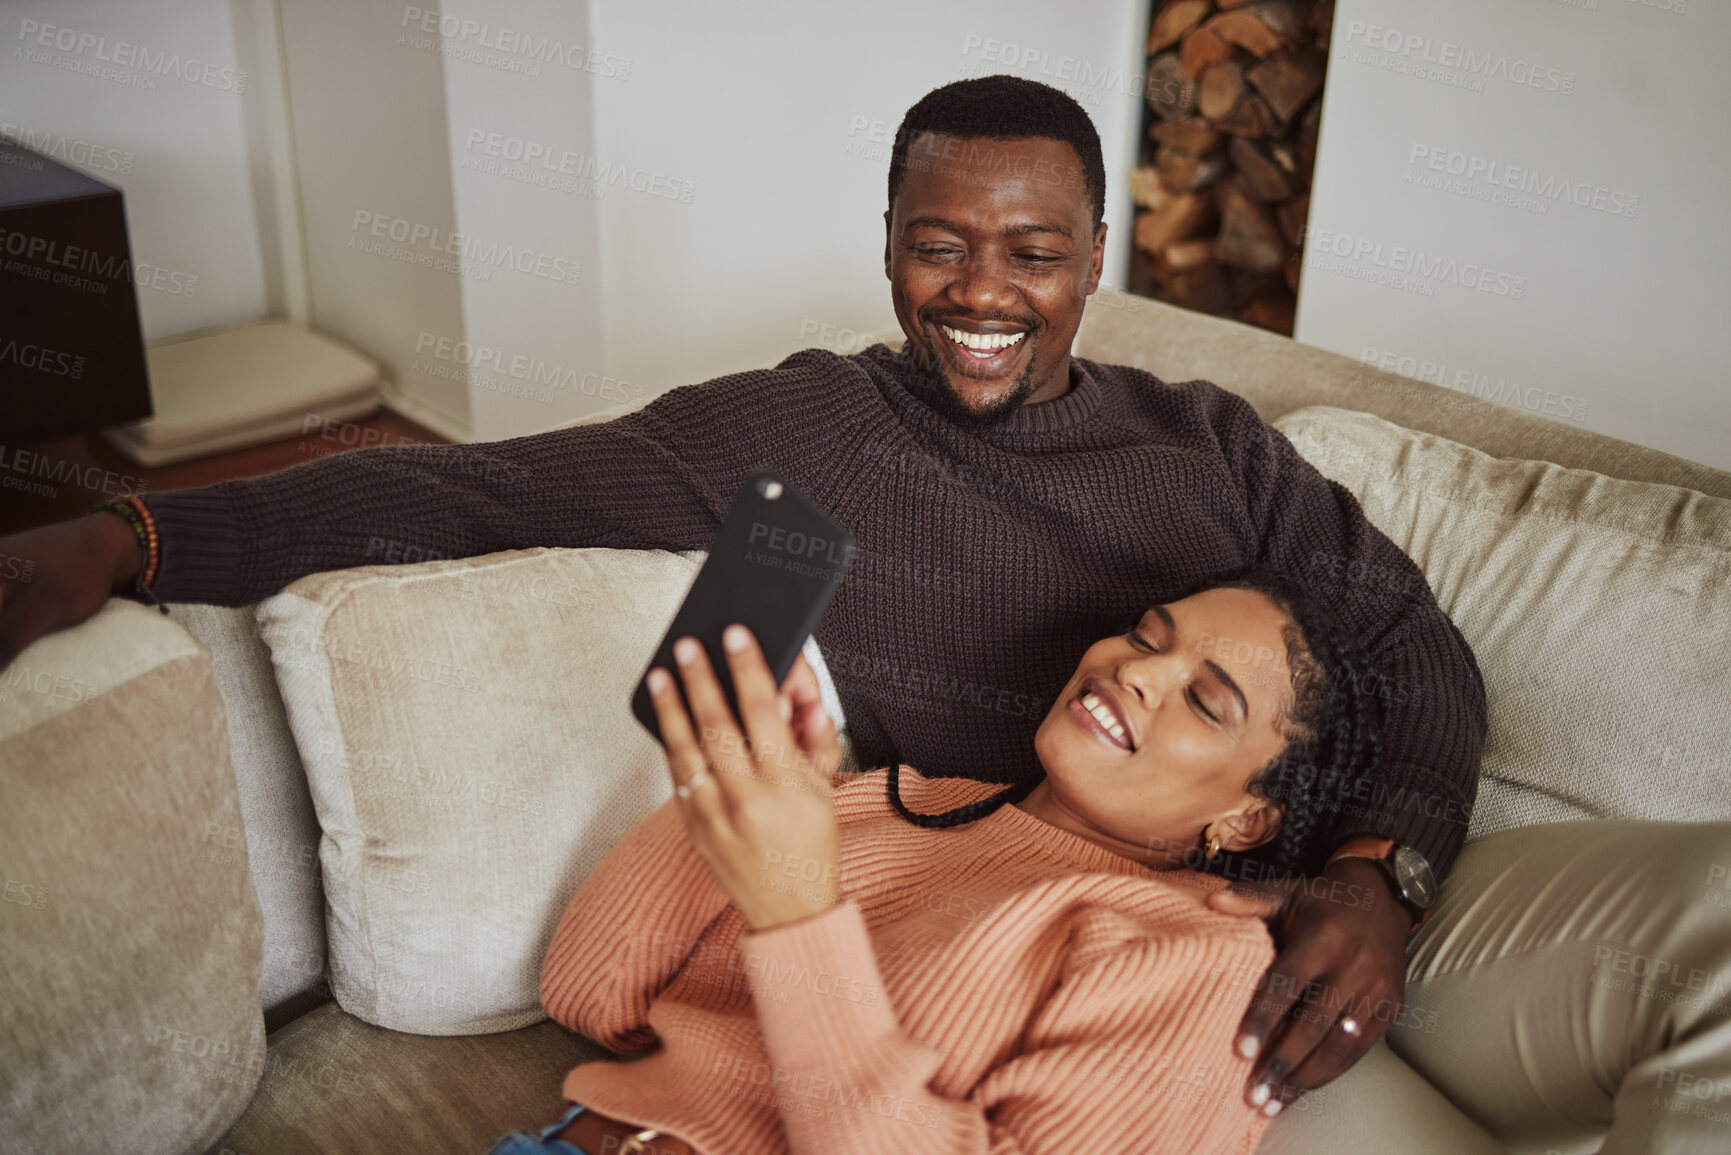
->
[904, 330, 1041, 426]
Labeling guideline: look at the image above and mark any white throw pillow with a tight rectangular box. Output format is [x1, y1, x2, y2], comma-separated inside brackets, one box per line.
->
[1273, 406, 1731, 839]
[256, 546, 847, 1035]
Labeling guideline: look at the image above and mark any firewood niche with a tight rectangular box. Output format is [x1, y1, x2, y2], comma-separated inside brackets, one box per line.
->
[1129, 0, 1333, 335]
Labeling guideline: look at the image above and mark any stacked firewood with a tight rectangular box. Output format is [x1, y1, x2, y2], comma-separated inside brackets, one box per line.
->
[1129, 0, 1333, 335]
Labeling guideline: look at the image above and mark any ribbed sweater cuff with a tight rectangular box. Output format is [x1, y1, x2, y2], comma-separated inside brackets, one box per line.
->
[738, 900, 899, 1073]
[139, 485, 251, 605]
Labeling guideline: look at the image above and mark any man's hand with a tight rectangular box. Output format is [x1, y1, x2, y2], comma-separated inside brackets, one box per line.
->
[646, 623, 846, 932]
[1207, 856, 1415, 1113]
[0, 513, 143, 671]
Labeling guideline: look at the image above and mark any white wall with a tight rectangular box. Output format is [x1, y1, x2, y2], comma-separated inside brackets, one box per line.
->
[1298, 0, 1731, 471]
[279, 0, 615, 442]
[588, 0, 1150, 396]
[7, 0, 1150, 442]
[283, 0, 1151, 439]
[0, 0, 271, 340]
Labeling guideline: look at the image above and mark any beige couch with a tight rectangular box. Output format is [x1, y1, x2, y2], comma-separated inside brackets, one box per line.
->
[4, 292, 1728, 1155]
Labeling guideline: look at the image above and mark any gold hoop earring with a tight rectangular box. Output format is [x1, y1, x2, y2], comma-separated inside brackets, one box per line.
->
[1205, 833, 1221, 860]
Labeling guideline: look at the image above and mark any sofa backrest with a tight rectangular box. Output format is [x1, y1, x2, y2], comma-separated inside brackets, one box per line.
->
[1274, 406, 1731, 837]
[1074, 289, 1731, 499]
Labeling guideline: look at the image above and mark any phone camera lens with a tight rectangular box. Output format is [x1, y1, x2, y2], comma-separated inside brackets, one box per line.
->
[759, 479, 784, 500]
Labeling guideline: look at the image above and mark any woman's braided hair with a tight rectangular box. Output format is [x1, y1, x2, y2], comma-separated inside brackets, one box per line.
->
[883, 562, 1389, 878]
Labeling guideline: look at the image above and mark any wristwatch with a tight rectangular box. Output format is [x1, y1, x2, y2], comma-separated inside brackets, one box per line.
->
[1324, 836, 1437, 929]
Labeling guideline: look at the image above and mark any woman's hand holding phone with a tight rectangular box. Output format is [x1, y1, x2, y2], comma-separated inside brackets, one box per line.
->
[646, 622, 845, 932]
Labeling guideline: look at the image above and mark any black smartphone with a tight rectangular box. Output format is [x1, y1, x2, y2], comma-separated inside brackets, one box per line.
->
[631, 471, 856, 746]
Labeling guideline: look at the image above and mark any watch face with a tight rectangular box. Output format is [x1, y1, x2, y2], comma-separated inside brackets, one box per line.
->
[1392, 846, 1437, 908]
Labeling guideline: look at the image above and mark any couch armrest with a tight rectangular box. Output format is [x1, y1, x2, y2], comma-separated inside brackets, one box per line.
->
[0, 598, 266, 1155]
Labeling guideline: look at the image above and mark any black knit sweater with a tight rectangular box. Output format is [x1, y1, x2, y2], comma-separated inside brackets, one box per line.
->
[142, 343, 1486, 879]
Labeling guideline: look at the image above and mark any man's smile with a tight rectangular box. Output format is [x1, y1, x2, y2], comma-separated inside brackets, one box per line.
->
[928, 318, 1034, 379]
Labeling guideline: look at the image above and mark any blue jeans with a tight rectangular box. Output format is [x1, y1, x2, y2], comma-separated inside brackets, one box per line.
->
[484, 1101, 594, 1154]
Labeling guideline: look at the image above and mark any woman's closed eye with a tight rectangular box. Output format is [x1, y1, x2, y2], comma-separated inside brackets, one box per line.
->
[1189, 687, 1219, 724]
[1126, 626, 1221, 725]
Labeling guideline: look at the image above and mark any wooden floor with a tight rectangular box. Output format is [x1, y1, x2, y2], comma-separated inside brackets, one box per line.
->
[0, 406, 451, 537]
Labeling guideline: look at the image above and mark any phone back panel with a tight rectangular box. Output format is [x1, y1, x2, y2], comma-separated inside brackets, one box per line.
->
[630, 471, 856, 744]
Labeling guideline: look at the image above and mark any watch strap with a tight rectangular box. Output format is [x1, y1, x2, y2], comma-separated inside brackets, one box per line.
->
[1324, 835, 1395, 869]
[1325, 836, 1434, 931]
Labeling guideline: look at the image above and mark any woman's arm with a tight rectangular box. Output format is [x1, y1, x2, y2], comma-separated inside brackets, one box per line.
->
[540, 643, 838, 1051]
[538, 793, 732, 1052]
[740, 901, 1279, 1155]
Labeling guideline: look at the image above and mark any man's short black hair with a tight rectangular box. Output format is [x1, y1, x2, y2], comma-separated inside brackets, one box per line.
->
[888, 75, 1106, 229]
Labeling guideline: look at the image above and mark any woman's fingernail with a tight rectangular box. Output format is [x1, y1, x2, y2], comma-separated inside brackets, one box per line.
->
[1237, 1034, 1258, 1060]
[1250, 1082, 1270, 1107]
[647, 669, 670, 692]
[1263, 1099, 1283, 1117]
[723, 624, 749, 652]
[780, 696, 793, 721]
[674, 638, 699, 664]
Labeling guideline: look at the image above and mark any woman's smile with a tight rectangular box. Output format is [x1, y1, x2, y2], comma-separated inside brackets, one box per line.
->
[1068, 675, 1135, 751]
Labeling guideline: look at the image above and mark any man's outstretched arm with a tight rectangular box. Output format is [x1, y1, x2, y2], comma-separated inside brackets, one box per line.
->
[0, 349, 872, 667]
[1198, 382, 1490, 1107]
[136, 402, 726, 607]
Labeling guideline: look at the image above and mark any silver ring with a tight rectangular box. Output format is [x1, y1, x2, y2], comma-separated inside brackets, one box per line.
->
[677, 771, 709, 799]
[1340, 1016, 1361, 1037]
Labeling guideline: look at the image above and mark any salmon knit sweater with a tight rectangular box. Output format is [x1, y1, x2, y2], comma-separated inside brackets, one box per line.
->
[539, 764, 1278, 1155]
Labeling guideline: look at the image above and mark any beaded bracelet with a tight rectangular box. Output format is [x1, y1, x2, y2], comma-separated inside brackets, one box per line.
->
[88, 493, 170, 614]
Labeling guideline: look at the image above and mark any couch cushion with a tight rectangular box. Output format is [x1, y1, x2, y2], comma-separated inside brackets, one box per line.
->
[169, 603, 328, 1019]
[205, 1000, 618, 1155]
[1272, 406, 1731, 837]
[254, 546, 850, 1035]
[0, 598, 266, 1155]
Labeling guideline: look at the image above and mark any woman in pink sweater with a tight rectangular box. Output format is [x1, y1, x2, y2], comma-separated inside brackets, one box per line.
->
[494, 564, 1388, 1155]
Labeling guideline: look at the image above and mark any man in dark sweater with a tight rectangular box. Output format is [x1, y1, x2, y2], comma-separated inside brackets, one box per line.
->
[6, 78, 1478, 1119]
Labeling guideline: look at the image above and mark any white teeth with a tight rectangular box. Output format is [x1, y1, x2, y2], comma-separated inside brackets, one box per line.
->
[941, 325, 1026, 353]
[1080, 692, 1128, 743]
